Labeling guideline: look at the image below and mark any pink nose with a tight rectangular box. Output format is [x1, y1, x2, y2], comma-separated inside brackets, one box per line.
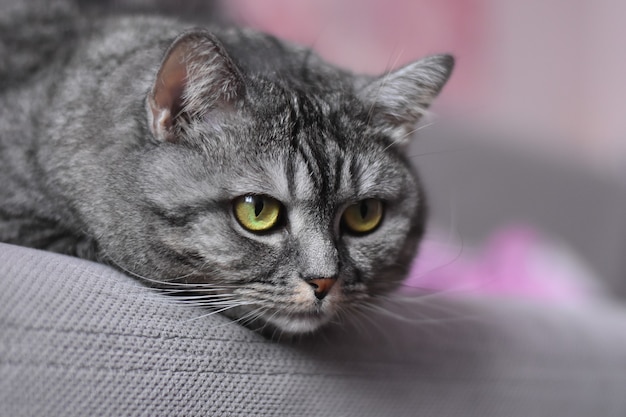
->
[308, 277, 337, 300]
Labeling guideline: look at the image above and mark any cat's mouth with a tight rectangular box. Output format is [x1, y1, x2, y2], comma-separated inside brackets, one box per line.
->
[242, 278, 343, 334]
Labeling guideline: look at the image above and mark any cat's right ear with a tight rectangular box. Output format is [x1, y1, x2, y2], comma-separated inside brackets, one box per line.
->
[359, 54, 454, 145]
[147, 31, 244, 142]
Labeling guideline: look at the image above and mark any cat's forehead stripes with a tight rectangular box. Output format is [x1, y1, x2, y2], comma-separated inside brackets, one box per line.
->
[225, 157, 289, 198]
[281, 92, 336, 200]
[273, 95, 401, 204]
[291, 154, 316, 201]
[238, 156, 316, 204]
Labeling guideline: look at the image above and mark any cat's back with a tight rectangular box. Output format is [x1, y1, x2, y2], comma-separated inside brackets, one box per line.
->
[0, 7, 189, 251]
[0, 0, 82, 91]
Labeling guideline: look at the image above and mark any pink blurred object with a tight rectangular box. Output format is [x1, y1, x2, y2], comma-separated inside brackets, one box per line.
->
[222, 0, 626, 176]
[223, 0, 486, 108]
[405, 226, 603, 303]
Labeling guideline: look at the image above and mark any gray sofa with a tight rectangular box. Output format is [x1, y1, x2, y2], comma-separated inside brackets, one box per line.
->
[2, 241, 626, 416]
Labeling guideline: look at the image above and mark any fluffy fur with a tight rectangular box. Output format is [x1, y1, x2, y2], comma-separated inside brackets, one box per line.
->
[0, 1, 453, 334]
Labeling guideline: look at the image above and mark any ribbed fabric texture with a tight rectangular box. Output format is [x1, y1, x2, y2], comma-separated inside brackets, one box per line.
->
[2, 242, 626, 416]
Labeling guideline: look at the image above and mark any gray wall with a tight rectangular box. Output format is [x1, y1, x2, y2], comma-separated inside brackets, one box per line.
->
[410, 123, 626, 298]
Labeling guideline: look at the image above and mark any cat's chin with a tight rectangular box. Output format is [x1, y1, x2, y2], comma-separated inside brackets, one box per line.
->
[259, 312, 332, 335]
[220, 305, 333, 335]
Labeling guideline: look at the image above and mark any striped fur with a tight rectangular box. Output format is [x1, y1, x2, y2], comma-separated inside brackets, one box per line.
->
[0, 4, 452, 334]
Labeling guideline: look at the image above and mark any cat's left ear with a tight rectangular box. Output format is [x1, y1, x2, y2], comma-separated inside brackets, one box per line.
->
[147, 31, 244, 142]
[359, 54, 454, 145]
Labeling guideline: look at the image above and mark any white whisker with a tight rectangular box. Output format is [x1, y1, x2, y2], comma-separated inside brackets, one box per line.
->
[182, 301, 255, 323]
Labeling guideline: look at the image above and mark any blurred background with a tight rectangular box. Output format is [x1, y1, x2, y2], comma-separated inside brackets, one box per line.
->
[215, 0, 626, 300]
[222, 0, 626, 172]
[100, 0, 626, 300]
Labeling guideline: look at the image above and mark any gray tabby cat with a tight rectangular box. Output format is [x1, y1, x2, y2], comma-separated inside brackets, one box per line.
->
[0, 1, 453, 334]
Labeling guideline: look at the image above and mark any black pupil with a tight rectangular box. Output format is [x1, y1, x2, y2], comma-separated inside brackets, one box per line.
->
[359, 201, 368, 219]
[254, 198, 264, 217]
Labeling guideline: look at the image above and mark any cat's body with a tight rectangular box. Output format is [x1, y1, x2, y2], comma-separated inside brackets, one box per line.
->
[0, 1, 452, 334]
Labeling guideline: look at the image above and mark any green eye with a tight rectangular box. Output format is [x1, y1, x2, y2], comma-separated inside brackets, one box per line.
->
[342, 199, 384, 234]
[233, 195, 282, 232]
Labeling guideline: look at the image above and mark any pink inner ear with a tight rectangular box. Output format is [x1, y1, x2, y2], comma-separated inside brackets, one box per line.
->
[147, 32, 244, 142]
[149, 44, 190, 141]
[154, 46, 187, 117]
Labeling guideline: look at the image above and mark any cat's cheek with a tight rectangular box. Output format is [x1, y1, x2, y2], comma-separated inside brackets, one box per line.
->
[342, 231, 410, 287]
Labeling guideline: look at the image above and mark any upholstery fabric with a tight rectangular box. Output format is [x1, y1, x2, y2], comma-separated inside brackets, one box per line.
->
[2, 242, 626, 416]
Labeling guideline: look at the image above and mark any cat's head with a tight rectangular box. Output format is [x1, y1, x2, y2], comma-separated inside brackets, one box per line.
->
[131, 30, 452, 334]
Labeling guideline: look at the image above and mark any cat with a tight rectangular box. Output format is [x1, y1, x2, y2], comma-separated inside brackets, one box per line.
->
[0, 0, 453, 334]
